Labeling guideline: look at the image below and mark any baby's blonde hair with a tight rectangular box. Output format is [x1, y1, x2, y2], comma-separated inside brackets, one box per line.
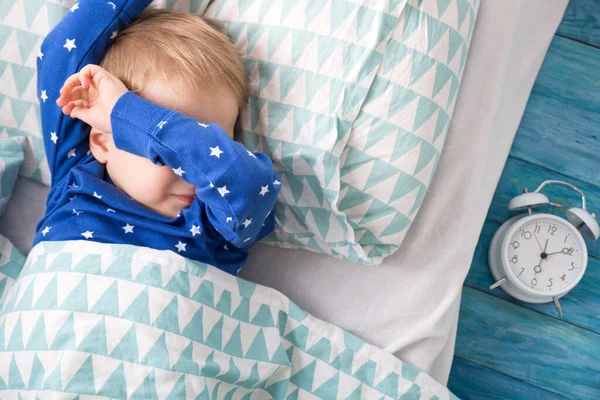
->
[100, 8, 248, 107]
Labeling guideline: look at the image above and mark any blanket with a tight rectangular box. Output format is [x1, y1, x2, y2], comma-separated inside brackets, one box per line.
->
[0, 238, 457, 399]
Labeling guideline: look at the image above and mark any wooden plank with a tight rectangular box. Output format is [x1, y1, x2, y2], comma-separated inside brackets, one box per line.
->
[456, 287, 600, 400]
[487, 157, 600, 259]
[509, 36, 600, 188]
[533, 35, 600, 114]
[448, 356, 570, 400]
[465, 219, 600, 334]
[557, 0, 600, 49]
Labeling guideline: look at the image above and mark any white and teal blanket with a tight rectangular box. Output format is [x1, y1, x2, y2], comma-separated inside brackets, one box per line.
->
[0, 238, 458, 399]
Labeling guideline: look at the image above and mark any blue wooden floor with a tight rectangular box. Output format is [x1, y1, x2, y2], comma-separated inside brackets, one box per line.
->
[447, 1, 600, 399]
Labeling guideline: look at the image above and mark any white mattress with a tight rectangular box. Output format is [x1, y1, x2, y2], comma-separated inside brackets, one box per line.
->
[0, 0, 567, 385]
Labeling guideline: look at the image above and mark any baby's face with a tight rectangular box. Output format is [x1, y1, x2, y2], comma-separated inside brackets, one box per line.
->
[104, 79, 240, 218]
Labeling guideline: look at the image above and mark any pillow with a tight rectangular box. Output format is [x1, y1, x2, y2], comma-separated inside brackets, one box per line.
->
[0, 137, 25, 215]
[202, 0, 480, 263]
[1, 0, 479, 264]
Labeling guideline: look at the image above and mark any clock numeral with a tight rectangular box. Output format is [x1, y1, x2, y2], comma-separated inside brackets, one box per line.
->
[518, 267, 525, 277]
[531, 277, 538, 286]
[512, 241, 520, 249]
[548, 225, 557, 235]
[521, 231, 532, 240]
[534, 224, 541, 234]
[510, 255, 519, 264]
[561, 274, 566, 281]
[569, 262, 575, 271]
[564, 235, 569, 244]
[562, 247, 575, 256]
[547, 278, 553, 288]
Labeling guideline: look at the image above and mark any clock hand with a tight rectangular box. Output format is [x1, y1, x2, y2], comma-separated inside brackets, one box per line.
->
[543, 239, 549, 262]
[534, 257, 543, 274]
[533, 232, 544, 253]
[546, 247, 573, 256]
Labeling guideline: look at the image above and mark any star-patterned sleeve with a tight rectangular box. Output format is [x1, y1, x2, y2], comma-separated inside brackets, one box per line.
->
[110, 91, 281, 248]
[37, 0, 152, 186]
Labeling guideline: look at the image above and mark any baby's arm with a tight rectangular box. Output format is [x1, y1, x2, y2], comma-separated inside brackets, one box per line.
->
[38, 0, 152, 186]
[110, 92, 281, 248]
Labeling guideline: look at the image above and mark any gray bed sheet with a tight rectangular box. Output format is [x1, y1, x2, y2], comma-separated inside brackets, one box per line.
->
[0, 0, 568, 385]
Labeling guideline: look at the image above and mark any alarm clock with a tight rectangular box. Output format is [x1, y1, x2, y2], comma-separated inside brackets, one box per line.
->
[488, 180, 599, 317]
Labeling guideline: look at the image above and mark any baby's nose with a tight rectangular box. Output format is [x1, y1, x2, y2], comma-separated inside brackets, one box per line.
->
[178, 178, 196, 191]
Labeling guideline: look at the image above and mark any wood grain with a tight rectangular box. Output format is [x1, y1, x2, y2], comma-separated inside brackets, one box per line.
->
[464, 219, 600, 334]
[448, 356, 570, 400]
[557, 0, 600, 48]
[456, 287, 600, 400]
[509, 36, 600, 188]
[450, 3, 600, 399]
[487, 157, 600, 259]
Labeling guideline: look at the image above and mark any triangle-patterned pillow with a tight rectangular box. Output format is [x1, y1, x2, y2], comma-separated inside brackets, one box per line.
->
[0, 0, 479, 264]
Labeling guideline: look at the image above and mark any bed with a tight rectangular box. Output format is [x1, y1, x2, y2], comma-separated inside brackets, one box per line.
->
[0, 0, 568, 387]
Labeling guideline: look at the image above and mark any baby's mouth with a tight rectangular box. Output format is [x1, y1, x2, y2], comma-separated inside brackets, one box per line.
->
[173, 194, 195, 206]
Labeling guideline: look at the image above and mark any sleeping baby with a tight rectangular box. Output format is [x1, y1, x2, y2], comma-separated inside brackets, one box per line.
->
[35, 0, 280, 275]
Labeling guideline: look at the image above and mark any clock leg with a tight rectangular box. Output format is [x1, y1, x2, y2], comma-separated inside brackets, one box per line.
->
[553, 297, 563, 318]
[489, 277, 508, 290]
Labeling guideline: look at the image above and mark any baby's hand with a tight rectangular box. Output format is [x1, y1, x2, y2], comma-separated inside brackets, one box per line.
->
[56, 64, 128, 133]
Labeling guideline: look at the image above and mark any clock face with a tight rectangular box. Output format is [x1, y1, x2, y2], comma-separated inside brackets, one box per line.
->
[505, 216, 586, 295]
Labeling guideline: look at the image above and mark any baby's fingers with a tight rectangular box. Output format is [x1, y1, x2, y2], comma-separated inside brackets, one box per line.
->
[59, 71, 84, 96]
[61, 99, 89, 117]
[57, 86, 87, 107]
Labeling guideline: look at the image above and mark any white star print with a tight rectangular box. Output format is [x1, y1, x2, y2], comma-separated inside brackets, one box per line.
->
[242, 218, 252, 228]
[81, 231, 94, 239]
[190, 225, 201, 236]
[70, 2, 79, 12]
[63, 38, 77, 52]
[37, 49, 44, 60]
[243, 237, 252, 243]
[68, 148, 76, 158]
[177, 211, 181, 218]
[209, 183, 214, 188]
[93, 192, 102, 199]
[218, 186, 230, 197]
[157, 120, 167, 129]
[274, 180, 281, 186]
[123, 223, 134, 234]
[175, 241, 187, 252]
[172, 167, 184, 176]
[50, 132, 58, 144]
[198, 122, 209, 128]
[106, 208, 116, 213]
[226, 217, 232, 223]
[72, 209, 83, 216]
[247, 150, 257, 159]
[110, 31, 118, 40]
[224, 245, 229, 251]
[107, 1, 117, 10]
[210, 146, 223, 158]
[69, 196, 78, 201]
[42, 226, 51, 236]
[259, 185, 269, 196]
[68, 182, 78, 190]
[40, 90, 48, 102]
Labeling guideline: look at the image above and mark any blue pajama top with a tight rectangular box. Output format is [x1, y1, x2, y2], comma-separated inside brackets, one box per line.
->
[34, 0, 281, 275]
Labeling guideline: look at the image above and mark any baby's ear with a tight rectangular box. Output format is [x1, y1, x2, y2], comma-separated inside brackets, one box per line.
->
[89, 128, 112, 164]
